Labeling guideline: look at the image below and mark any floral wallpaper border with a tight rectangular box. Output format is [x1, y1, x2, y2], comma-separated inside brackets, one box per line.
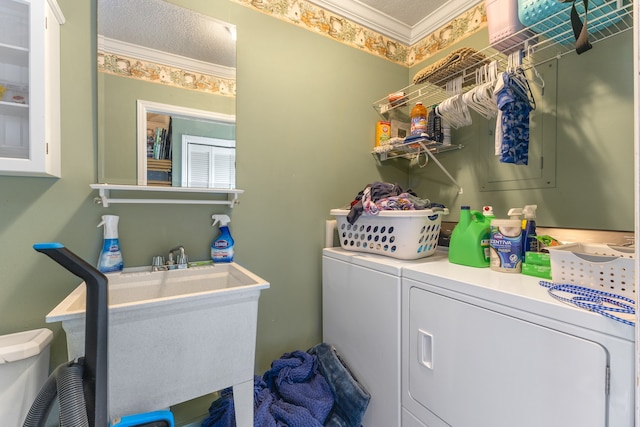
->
[97, 2, 487, 95]
[232, 0, 487, 67]
[97, 51, 237, 97]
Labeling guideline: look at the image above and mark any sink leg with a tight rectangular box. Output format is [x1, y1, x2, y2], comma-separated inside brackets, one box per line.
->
[233, 379, 253, 427]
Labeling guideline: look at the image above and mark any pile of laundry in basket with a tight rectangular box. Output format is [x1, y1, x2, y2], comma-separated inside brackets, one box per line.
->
[202, 343, 370, 427]
[347, 181, 445, 224]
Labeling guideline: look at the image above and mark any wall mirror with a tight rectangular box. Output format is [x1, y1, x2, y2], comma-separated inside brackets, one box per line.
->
[136, 100, 235, 187]
[97, 0, 236, 188]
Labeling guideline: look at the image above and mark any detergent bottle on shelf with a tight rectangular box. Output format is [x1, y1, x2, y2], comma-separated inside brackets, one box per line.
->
[448, 206, 491, 268]
[410, 102, 427, 136]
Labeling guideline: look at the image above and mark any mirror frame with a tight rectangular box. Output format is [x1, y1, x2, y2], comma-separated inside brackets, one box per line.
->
[136, 100, 236, 186]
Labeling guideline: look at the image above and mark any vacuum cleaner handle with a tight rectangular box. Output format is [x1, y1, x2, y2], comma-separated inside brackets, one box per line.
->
[34, 242, 109, 427]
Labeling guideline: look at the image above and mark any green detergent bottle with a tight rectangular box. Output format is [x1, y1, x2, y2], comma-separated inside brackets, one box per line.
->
[448, 205, 491, 267]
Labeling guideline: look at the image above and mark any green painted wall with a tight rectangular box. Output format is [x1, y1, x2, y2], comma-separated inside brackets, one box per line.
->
[0, 0, 408, 384]
[1, 2, 633, 420]
[407, 29, 634, 230]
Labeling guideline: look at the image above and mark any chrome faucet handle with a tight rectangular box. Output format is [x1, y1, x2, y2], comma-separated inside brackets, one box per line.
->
[168, 246, 188, 269]
[151, 255, 165, 271]
[176, 250, 188, 269]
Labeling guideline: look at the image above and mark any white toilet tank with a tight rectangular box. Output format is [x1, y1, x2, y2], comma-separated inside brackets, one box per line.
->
[0, 328, 53, 426]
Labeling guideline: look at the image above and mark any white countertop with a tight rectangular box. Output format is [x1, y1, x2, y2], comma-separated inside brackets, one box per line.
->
[402, 252, 635, 341]
[324, 246, 634, 341]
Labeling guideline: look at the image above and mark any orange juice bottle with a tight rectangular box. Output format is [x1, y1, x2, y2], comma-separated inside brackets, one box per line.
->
[410, 102, 427, 136]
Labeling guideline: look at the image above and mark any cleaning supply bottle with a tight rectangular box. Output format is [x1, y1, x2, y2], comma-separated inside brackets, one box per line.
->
[410, 102, 427, 136]
[522, 205, 538, 253]
[448, 206, 491, 267]
[97, 215, 123, 273]
[481, 206, 496, 263]
[489, 208, 523, 273]
[482, 205, 496, 220]
[211, 215, 234, 262]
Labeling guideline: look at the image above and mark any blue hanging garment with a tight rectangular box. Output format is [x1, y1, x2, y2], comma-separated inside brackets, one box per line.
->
[494, 70, 535, 165]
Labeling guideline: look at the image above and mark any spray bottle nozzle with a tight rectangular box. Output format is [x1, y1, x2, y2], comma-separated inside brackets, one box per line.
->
[212, 214, 231, 227]
[97, 215, 120, 238]
[507, 208, 523, 220]
[523, 205, 538, 219]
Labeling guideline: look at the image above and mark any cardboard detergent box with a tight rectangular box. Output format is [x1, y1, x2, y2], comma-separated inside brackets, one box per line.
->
[375, 121, 391, 147]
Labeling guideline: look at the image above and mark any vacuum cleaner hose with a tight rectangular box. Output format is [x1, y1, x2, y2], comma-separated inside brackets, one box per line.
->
[23, 360, 89, 427]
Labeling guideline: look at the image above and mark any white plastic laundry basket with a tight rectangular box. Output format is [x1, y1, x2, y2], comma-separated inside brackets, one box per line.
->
[546, 243, 635, 298]
[331, 208, 448, 260]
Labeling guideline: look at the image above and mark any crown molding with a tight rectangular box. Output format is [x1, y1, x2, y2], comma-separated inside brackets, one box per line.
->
[307, 0, 482, 46]
[410, 0, 483, 44]
[97, 35, 236, 80]
[306, 0, 412, 44]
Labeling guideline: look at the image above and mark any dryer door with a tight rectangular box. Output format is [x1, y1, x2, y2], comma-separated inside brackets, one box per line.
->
[406, 282, 608, 427]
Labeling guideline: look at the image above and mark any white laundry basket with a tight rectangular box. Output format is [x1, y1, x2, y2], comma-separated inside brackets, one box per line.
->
[546, 243, 635, 298]
[331, 208, 448, 260]
[0, 328, 53, 425]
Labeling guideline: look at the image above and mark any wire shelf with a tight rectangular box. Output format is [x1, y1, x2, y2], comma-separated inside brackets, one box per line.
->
[373, 1, 633, 117]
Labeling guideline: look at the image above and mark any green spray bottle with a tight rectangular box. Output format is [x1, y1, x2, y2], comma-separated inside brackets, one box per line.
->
[448, 206, 492, 267]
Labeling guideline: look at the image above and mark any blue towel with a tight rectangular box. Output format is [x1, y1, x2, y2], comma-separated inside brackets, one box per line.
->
[270, 400, 324, 427]
[202, 352, 334, 427]
[263, 350, 334, 422]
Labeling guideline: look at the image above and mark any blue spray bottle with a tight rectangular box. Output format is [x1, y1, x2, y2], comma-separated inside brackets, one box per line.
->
[211, 215, 234, 263]
[522, 205, 538, 253]
[97, 215, 123, 273]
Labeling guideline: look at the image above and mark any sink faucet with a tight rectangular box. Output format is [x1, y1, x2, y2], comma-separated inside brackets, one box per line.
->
[169, 246, 188, 269]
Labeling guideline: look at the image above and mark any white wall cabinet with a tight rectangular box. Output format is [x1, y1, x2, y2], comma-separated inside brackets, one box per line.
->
[0, 0, 64, 177]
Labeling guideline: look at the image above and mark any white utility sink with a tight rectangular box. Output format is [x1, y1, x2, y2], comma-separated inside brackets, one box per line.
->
[46, 263, 269, 424]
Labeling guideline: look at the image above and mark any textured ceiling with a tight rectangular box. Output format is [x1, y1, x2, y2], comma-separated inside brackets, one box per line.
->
[98, 0, 236, 68]
[350, 0, 451, 27]
[98, 0, 480, 68]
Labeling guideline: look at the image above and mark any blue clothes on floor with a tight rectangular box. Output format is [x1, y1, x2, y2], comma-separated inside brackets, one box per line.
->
[201, 344, 370, 427]
[263, 350, 334, 422]
[202, 350, 333, 427]
[309, 343, 370, 427]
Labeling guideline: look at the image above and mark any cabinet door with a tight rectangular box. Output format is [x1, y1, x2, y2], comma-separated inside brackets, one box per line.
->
[0, 0, 30, 160]
[406, 284, 608, 427]
[0, 0, 62, 176]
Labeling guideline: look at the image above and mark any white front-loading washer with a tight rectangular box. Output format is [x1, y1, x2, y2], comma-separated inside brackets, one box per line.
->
[322, 247, 447, 427]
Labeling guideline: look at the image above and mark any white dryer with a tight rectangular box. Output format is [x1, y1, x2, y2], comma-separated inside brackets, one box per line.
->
[322, 247, 447, 427]
[400, 260, 635, 427]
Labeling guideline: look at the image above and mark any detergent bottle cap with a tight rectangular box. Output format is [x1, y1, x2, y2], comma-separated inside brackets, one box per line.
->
[507, 208, 523, 220]
[523, 205, 538, 219]
[212, 214, 231, 227]
[97, 215, 119, 239]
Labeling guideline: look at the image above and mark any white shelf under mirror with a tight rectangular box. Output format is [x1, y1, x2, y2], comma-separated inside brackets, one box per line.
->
[90, 184, 243, 208]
